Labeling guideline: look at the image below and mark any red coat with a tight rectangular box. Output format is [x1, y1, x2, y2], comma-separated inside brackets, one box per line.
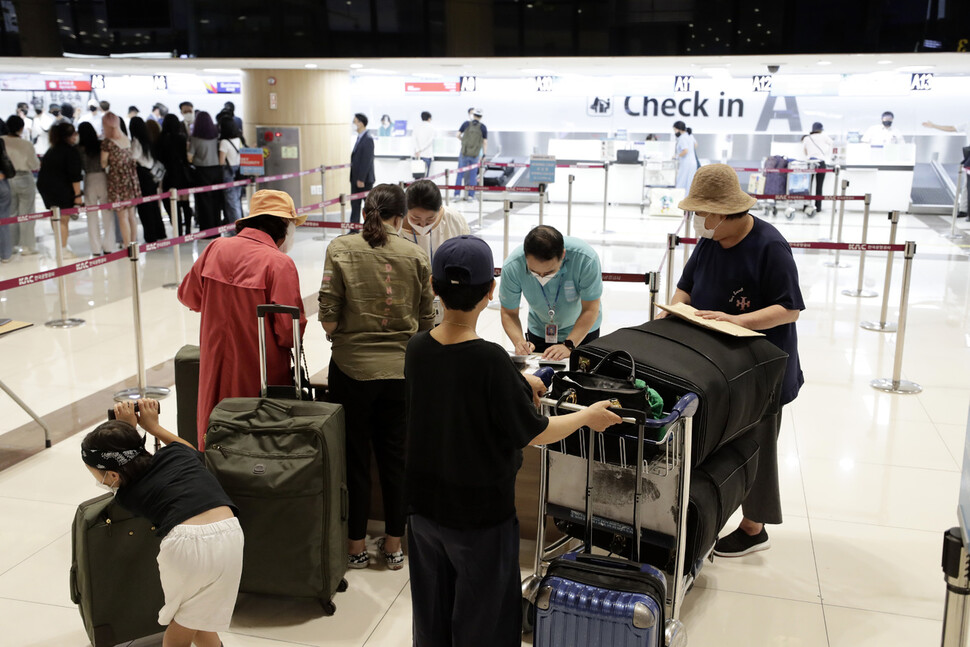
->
[177, 229, 307, 448]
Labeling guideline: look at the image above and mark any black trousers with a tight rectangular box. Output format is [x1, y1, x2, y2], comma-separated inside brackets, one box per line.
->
[526, 327, 601, 355]
[328, 361, 407, 540]
[408, 514, 521, 647]
[350, 180, 373, 225]
[740, 408, 784, 525]
[134, 166, 167, 243]
[813, 161, 827, 211]
[194, 166, 224, 232]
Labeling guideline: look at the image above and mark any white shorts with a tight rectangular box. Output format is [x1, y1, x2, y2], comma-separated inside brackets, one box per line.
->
[157, 516, 244, 632]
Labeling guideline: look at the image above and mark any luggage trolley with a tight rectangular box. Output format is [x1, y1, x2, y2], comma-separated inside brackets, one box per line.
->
[782, 160, 817, 219]
[521, 387, 700, 638]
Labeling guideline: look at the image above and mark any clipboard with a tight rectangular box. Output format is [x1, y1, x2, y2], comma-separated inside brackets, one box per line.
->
[0, 320, 32, 337]
[657, 303, 764, 338]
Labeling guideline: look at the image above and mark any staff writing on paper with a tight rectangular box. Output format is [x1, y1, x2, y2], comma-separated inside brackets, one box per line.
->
[659, 164, 804, 560]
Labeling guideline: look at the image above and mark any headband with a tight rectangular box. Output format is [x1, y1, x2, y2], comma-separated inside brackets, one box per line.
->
[81, 436, 148, 471]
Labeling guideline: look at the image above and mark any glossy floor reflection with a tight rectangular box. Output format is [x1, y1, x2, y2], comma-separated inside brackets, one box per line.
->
[0, 199, 968, 646]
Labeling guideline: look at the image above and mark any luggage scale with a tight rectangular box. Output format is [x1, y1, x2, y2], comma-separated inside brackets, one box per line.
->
[521, 387, 699, 645]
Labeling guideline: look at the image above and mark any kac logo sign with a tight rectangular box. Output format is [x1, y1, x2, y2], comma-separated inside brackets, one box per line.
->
[587, 97, 612, 117]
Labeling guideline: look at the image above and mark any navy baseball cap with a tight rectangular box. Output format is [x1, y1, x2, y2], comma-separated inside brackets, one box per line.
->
[432, 236, 494, 285]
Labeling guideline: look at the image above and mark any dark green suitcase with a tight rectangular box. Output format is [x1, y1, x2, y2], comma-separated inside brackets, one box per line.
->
[70, 493, 165, 646]
[175, 344, 201, 447]
[204, 304, 348, 613]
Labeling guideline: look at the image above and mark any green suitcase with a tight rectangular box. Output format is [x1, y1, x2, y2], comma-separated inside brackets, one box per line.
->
[70, 493, 165, 646]
[204, 304, 348, 613]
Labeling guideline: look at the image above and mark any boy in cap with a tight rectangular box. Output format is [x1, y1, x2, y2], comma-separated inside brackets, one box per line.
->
[178, 190, 307, 449]
[404, 235, 621, 647]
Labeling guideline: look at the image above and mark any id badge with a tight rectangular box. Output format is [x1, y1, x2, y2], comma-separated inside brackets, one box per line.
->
[544, 322, 559, 344]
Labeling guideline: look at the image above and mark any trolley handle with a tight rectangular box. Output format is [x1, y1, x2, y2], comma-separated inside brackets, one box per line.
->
[538, 392, 699, 445]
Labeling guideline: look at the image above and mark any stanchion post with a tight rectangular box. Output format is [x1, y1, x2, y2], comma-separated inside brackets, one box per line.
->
[339, 193, 347, 234]
[600, 163, 610, 233]
[44, 206, 85, 329]
[538, 183, 546, 226]
[114, 242, 170, 404]
[843, 193, 877, 297]
[861, 210, 900, 332]
[503, 199, 511, 260]
[940, 528, 970, 647]
[648, 271, 659, 321]
[871, 240, 921, 395]
[315, 166, 329, 241]
[445, 169, 451, 206]
[163, 190, 183, 289]
[944, 167, 965, 241]
[567, 174, 575, 236]
[665, 233, 677, 303]
[824, 178, 850, 268]
[827, 165, 840, 241]
[477, 188, 483, 230]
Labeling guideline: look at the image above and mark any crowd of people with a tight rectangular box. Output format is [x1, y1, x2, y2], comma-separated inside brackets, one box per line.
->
[0, 99, 246, 263]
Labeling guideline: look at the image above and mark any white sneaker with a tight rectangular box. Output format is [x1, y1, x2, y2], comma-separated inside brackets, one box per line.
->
[61, 247, 77, 260]
[1, 257, 11, 264]
[20, 248, 39, 256]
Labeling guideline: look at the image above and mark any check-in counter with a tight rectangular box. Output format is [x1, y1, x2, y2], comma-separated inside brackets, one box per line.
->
[843, 143, 916, 213]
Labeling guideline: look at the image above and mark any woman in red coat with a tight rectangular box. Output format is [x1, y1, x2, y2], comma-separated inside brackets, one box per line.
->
[177, 189, 307, 448]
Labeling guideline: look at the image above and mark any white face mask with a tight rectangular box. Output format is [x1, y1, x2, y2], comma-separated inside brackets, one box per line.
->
[410, 222, 433, 236]
[530, 270, 558, 287]
[279, 221, 296, 254]
[96, 472, 119, 495]
[692, 214, 723, 239]
[182, 111, 195, 124]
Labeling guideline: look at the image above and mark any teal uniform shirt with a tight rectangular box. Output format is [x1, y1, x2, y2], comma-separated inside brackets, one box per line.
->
[499, 236, 603, 341]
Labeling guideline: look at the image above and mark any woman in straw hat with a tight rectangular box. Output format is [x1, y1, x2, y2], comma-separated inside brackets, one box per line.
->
[665, 163, 804, 558]
[177, 189, 307, 449]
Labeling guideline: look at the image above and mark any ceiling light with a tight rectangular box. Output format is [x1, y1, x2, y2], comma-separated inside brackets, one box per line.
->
[817, 61, 832, 66]
[877, 60, 893, 65]
[350, 63, 364, 69]
[897, 64, 934, 72]
[304, 63, 318, 68]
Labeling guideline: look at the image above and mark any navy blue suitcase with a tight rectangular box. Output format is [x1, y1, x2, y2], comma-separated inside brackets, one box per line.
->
[764, 155, 789, 195]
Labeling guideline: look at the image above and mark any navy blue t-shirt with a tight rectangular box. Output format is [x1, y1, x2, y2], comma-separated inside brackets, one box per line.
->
[678, 216, 805, 404]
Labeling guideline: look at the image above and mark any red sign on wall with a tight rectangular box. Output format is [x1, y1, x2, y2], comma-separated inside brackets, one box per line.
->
[45, 80, 92, 91]
[404, 82, 460, 93]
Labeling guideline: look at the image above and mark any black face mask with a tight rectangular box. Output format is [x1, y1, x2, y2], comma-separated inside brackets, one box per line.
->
[882, 120, 893, 128]
[675, 131, 681, 137]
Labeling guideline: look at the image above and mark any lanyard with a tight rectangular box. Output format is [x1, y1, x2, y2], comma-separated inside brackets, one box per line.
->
[538, 274, 563, 321]
[411, 230, 434, 263]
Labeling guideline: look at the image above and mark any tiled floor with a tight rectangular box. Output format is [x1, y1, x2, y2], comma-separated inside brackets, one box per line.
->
[1, 194, 969, 646]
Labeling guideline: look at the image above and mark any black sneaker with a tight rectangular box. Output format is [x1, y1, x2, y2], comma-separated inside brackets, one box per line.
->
[713, 527, 770, 557]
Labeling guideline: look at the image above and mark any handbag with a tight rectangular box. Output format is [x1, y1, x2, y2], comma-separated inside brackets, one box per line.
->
[410, 158, 427, 178]
[0, 140, 16, 180]
[224, 139, 246, 182]
[149, 158, 166, 185]
[552, 350, 662, 418]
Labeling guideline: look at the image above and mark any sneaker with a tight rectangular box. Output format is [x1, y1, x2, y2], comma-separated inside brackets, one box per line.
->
[21, 248, 39, 256]
[0, 257, 11, 264]
[347, 550, 370, 569]
[61, 247, 77, 260]
[713, 527, 770, 558]
[376, 537, 405, 571]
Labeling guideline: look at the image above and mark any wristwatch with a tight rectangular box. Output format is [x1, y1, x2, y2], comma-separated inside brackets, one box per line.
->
[562, 339, 575, 351]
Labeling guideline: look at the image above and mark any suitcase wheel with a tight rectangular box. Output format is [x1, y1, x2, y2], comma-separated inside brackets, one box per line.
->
[337, 578, 348, 593]
[521, 597, 535, 634]
[320, 599, 337, 615]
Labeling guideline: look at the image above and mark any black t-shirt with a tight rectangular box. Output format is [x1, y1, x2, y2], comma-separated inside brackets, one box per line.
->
[116, 443, 237, 537]
[404, 332, 548, 530]
[36, 144, 82, 209]
[678, 216, 805, 404]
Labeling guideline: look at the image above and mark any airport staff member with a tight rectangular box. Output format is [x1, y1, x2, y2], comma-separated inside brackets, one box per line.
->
[500, 225, 603, 360]
[350, 113, 376, 226]
[862, 111, 904, 145]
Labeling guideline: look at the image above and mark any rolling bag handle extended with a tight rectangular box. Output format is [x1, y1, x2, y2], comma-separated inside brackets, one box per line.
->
[256, 304, 302, 399]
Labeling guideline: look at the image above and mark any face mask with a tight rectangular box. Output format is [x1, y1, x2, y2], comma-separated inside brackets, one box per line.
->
[882, 120, 893, 128]
[182, 111, 195, 124]
[692, 214, 723, 239]
[675, 131, 681, 137]
[96, 472, 119, 495]
[410, 222, 433, 236]
[531, 270, 558, 287]
[279, 221, 296, 254]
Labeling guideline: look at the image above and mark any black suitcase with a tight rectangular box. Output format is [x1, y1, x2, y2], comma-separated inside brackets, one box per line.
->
[70, 493, 165, 647]
[764, 155, 789, 196]
[483, 156, 516, 186]
[174, 344, 200, 447]
[551, 435, 760, 576]
[572, 317, 787, 467]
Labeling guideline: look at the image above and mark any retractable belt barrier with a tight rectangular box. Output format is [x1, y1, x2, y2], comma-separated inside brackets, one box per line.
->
[732, 167, 835, 174]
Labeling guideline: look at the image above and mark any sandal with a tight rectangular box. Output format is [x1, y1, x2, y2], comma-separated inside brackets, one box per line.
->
[376, 537, 405, 571]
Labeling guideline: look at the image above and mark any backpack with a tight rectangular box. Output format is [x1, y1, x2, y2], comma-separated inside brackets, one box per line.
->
[460, 120, 484, 157]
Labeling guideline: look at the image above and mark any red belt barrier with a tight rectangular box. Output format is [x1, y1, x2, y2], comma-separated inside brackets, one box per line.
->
[0, 249, 128, 291]
[678, 236, 904, 252]
[487, 162, 606, 170]
[491, 267, 647, 283]
[732, 167, 835, 174]
[0, 210, 57, 227]
[748, 194, 866, 201]
[438, 185, 541, 193]
[301, 220, 363, 231]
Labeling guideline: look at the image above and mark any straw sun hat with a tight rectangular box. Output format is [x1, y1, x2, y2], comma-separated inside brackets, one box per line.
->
[678, 163, 757, 215]
[242, 189, 307, 226]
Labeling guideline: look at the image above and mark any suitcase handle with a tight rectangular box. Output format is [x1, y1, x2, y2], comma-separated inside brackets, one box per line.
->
[256, 304, 303, 399]
[69, 562, 80, 604]
[567, 552, 654, 575]
[590, 350, 637, 384]
[340, 484, 349, 521]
